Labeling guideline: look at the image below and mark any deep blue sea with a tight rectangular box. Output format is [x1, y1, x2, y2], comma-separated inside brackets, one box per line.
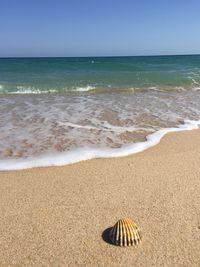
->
[1, 55, 200, 170]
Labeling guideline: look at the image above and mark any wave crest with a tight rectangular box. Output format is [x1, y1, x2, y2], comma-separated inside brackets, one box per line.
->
[73, 85, 96, 92]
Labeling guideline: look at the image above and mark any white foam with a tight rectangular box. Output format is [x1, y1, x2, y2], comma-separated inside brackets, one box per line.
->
[73, 85, 95, 92]
[13, 86, 57, 94]
[191, 78, 199, 85]
[101, 121, 138, 132]
[192, 87, 200, 91]
[58, 121, 151, 133]
[0, 119, 199, 171]
[58, 121, 100, 130]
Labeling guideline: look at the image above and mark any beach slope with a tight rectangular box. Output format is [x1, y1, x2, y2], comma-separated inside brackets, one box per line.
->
[0, 129, 200, 266]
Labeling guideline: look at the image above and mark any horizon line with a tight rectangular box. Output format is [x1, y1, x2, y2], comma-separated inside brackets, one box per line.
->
[0, 53, 200, 59]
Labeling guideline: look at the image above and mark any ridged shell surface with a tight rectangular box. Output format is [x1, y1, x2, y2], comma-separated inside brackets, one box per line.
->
[109, 218, 142, 247]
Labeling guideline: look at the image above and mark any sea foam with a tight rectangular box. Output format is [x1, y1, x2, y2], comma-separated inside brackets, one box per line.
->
[0, 119, 199, 171]
[15, 86, 57, 94]
[73, 85, 96, 92]
[0, 85, 95, 94]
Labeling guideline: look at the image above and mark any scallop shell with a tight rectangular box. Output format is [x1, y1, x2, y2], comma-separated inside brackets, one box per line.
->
[109, 218, 142, 247]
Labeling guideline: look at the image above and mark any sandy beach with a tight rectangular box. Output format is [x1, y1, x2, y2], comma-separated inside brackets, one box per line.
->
[0, 128, 200, 267]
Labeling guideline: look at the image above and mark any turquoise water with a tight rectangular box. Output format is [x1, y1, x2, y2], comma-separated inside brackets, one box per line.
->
[0, 55, 200, 93]
[1, 55, 200, 169]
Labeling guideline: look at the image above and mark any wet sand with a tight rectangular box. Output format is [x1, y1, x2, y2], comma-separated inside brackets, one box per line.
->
[0, 129, 200, 266]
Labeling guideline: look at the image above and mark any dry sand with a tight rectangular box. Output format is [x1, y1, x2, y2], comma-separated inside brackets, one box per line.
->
[0, 129, 200, 267]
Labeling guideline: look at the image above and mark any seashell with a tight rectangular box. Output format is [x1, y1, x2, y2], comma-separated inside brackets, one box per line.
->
[109, 218, 142, 247]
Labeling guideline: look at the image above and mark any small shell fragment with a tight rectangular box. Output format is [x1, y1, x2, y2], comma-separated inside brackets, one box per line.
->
[109, 218, 142, 247]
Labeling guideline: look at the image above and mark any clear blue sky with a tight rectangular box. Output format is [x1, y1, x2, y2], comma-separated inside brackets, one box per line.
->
[0, 0, 200, 57]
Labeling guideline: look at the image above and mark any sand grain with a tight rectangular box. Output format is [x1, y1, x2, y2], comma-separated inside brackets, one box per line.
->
[0, 129, 200, 266]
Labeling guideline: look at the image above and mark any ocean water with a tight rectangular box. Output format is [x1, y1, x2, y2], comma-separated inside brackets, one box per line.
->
[1, 55, 200, 170]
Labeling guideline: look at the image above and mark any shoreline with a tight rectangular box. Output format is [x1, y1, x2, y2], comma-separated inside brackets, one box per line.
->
[0, 128, 200, 266]
[0, 119, 200, 171]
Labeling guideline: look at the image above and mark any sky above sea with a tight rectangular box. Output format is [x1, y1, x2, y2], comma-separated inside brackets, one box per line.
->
[0, 0, 200, 57]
